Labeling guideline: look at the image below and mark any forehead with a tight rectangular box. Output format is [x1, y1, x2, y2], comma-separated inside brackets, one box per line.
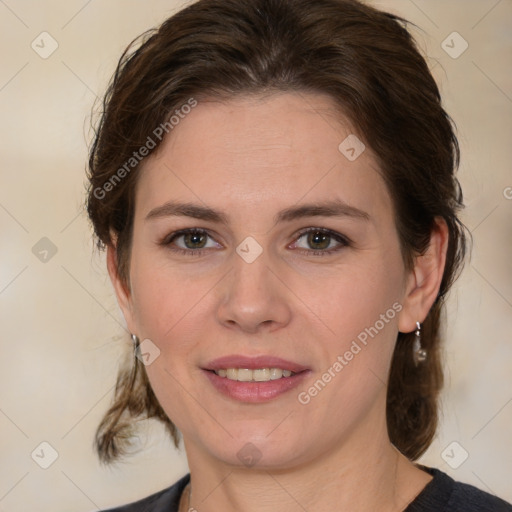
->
[136, 92, 393, 227]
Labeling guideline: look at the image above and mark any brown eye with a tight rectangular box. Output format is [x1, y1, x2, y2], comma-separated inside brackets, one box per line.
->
[182, 231, 208, 249]
[164, 228, 220, 253]
[292, 228, 350, 254]
[306, 231, 331, 250]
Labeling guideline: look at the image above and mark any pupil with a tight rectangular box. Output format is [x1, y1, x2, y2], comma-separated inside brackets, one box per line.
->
[308, 231, 330, 250]
[185, 232, 206, 249]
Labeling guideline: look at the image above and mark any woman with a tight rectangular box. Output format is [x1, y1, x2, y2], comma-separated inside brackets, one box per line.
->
[86, 0, 511, 510]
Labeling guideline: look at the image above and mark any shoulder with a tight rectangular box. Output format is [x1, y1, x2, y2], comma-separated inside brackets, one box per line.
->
[100, 474, 190, 512]
[408, 466, 512, 512]
[448, 476, 512, 511]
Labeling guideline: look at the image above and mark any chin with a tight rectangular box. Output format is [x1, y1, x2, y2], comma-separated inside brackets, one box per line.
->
[200, 427, 311, 470]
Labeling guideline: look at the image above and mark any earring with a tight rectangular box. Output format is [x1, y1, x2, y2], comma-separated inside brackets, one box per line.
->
[412, 321, 427, 366]
[131, 333, 142, 363]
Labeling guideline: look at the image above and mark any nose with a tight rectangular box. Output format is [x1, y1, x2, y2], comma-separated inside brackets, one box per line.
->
[215, 247, 292, 334]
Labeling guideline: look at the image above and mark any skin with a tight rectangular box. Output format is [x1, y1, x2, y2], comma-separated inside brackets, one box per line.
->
[108, 92, 448, 511]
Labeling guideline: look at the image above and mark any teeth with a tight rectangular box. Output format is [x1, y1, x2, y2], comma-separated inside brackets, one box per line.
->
[253, 369, 270, 381]
[237, 369, 253, 382]
[214, 368, 295, 382]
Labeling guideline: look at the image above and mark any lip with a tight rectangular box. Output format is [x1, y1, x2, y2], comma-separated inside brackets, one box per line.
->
[204, 355, 309, 373]
[202, 355, 310, 403]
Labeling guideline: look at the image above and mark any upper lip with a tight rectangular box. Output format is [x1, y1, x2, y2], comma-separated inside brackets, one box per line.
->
[203, 355, 309, 373]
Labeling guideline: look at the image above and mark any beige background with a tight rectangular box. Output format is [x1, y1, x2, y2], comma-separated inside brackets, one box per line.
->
[0, 0, 511, 510]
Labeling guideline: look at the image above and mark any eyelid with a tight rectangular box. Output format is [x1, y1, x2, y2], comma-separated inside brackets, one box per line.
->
[162, 227, 211, 245]
[293, 226, 351, 243]
[288, 227, 352, 258]
[159, 228, 222, 257]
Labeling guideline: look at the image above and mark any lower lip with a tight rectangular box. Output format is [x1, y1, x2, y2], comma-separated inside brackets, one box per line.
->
[203, 369, 310, 403]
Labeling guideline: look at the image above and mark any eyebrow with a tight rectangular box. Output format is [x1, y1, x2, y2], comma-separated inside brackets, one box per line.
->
[276, 200, 370, 223]
[145, 199, 370, 224]
[145, 201, 229, 223]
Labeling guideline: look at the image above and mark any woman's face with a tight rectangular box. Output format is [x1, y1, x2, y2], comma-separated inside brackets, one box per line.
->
[112, 92, 419, 469]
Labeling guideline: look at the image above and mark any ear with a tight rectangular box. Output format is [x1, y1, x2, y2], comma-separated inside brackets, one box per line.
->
[398, 217, 449, 333]
[106, 243, 136, 334]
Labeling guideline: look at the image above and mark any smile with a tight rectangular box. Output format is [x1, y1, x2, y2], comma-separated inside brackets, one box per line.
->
[203, 355, 310, 402]
[214, 368, 295, 381]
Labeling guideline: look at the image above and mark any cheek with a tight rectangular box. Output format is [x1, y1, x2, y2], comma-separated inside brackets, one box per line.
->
[129, 245, 209, 343]
[129, 256, 212, 430]
[299, 253, 403, 351]
[296, 256, 405, 414]
[293, 260, 404, 429]
[128, 247, 216, 395]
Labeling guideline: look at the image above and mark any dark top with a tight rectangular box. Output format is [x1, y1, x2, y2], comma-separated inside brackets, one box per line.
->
[102, 466, 512, 511]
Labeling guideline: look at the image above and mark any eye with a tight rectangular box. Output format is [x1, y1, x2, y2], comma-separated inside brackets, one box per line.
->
[162, 228, 221, 254]
[291, 228, 350, 255]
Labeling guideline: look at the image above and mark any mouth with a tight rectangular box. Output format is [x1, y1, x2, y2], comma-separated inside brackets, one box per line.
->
[202, 355, 310, 403]
[213, 367, 296, 381]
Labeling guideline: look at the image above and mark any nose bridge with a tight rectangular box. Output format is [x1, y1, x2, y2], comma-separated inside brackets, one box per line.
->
[216, 239, 292, 332]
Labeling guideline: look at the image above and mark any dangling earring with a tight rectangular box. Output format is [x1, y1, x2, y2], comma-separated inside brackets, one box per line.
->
[131, 333, 142, 363]
[413, 321, 427, 366]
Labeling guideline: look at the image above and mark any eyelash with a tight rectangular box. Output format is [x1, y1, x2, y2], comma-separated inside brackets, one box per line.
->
[293, 227, 351, 256]
[161, 227, 351, 257]
[161, 228, 218, 257]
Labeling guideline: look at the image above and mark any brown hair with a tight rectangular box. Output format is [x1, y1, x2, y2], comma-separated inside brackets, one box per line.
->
[87, 0, 469, 463]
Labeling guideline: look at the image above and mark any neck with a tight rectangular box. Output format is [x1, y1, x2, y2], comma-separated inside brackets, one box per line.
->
[182, 402, 431, 512]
